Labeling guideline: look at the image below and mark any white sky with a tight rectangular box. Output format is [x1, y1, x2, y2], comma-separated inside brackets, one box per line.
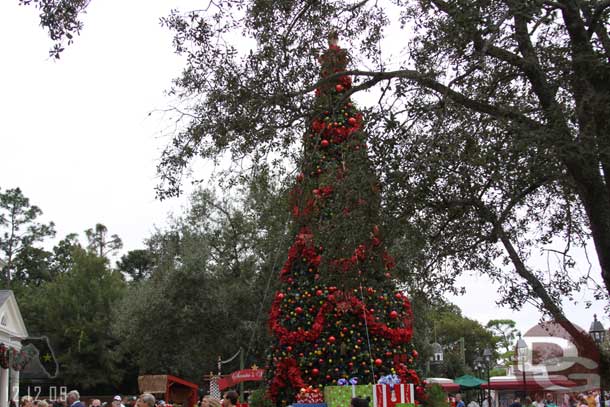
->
[0, 0, 606, 340]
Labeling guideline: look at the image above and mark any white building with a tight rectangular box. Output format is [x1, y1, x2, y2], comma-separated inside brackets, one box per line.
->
[0, 290, 29, 407]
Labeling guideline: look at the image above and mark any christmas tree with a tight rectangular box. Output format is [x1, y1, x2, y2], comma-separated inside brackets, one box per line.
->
[266, 34, 420, 404]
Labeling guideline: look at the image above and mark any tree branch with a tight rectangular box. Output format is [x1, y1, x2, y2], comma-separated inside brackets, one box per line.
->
[287, 69, 543, 129]
[588, 0, 610, 35]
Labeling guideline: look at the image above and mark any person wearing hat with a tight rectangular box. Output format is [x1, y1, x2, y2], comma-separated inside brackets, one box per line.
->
[113, 396, 125, 407]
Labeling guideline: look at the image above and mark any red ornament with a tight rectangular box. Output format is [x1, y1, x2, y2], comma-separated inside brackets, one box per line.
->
[316, 289, 323, 296]
[390, 310, 399, 319]
[374, 358, 383, 367]
[328, 336, 336, 344]
[335, 84, 344, 92]
[348, 117, 357, 126]
[373, 225, 380, 235]
[312, 368, 320, 376]
[296, 173, 304, 182]
[412, 350, 419, 358]
[277, 292, 285, 300]
[287, 346, 293, 352]
[321, 139, 330, 148]
[395, 292, 402, 299]
[296, 307, 304, 314]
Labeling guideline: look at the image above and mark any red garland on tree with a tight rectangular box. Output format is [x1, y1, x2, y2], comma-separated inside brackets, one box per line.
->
[266, 33, 420, 404]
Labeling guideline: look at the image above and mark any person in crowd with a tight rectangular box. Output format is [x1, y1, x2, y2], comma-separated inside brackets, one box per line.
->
[584, 392, 596, 407]
[37, 400, 49, 407]
[137, 394, 156, 407]
[533, 395, 545, 407]
[468, 399, 481, 407]
[67, 391, 85, 407]
[509, 397, 522, 407]
[483, 396, 495, 407]
[221, 392, 238, 407]
[456, 394, 466, 407]
[90, 400, 101, 407]
[545, 394, 558, 407]
[113, 396, 125, 407]
[201, 397, 221, 407]
[20, 396, 34, 407]
[524, 397, 535, 407]
[577, 395, 589, 407]
[351, 398, 369, 407]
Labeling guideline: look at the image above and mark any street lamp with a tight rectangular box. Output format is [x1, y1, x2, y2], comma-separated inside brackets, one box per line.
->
[516, 333, 528, 401]
[474, 357, 485, 405]
[483, 347, 492, 407]
[589, 314, 606, 407]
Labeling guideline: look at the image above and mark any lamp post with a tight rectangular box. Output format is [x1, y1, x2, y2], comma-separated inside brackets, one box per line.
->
[483, 347, 492, 407]
[474, 357, 484, 405]
[589, 314, 606, 407]
[516, 333, 528, 401]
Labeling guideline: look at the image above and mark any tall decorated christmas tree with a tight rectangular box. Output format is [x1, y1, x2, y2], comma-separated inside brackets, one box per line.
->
[266, 34, 420, 404]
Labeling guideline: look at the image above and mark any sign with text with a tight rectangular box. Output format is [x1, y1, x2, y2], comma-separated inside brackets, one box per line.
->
[218, 369, 265, 390]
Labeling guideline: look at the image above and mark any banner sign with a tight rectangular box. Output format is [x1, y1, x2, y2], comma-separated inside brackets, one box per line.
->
[218, 369, 265, 390]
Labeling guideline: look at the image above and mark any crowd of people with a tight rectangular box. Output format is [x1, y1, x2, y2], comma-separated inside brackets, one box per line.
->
[451, 391, 609, 407]
[17, 391, 140, 407]
[504, 391, 610, 407]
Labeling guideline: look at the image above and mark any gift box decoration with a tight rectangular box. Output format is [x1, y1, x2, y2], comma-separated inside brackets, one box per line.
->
[373, 384, 415, 407]
[296, 387, 325, 404]
[324, 383, 374, 407]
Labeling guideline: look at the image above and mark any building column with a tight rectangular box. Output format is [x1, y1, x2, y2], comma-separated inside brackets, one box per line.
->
[0, 368, 9, 407]
[9, 370, 18, 404]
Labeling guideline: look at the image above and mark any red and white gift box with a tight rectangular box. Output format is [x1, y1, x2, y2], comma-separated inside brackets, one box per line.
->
[373, 384, 415, 407]
[296, 387, 324, 404]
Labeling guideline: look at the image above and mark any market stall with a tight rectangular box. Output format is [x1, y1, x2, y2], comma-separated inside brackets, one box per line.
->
[138, 375, 199, 407]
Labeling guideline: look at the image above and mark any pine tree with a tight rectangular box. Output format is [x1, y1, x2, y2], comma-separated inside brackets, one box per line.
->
[266, 34, 420, 404]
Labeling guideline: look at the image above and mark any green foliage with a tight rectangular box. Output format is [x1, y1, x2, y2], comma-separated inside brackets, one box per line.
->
[151, 0, 610, 355]
[85, 223, 123, 259]
[19, 248, 127, 389]
[113, 179, 289, 381]
[18, 0, 90, 58]
[411, 295, 497, 378]
[248, 388, 274, 407]
[423, 384, 449, 407]
[117, 249, 154, 282]
[486, 319, 518, 369]
[0, 187, 55, 286]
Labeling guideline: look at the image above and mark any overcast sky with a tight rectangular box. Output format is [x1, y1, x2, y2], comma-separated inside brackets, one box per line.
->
[0, 0, 606, 342]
